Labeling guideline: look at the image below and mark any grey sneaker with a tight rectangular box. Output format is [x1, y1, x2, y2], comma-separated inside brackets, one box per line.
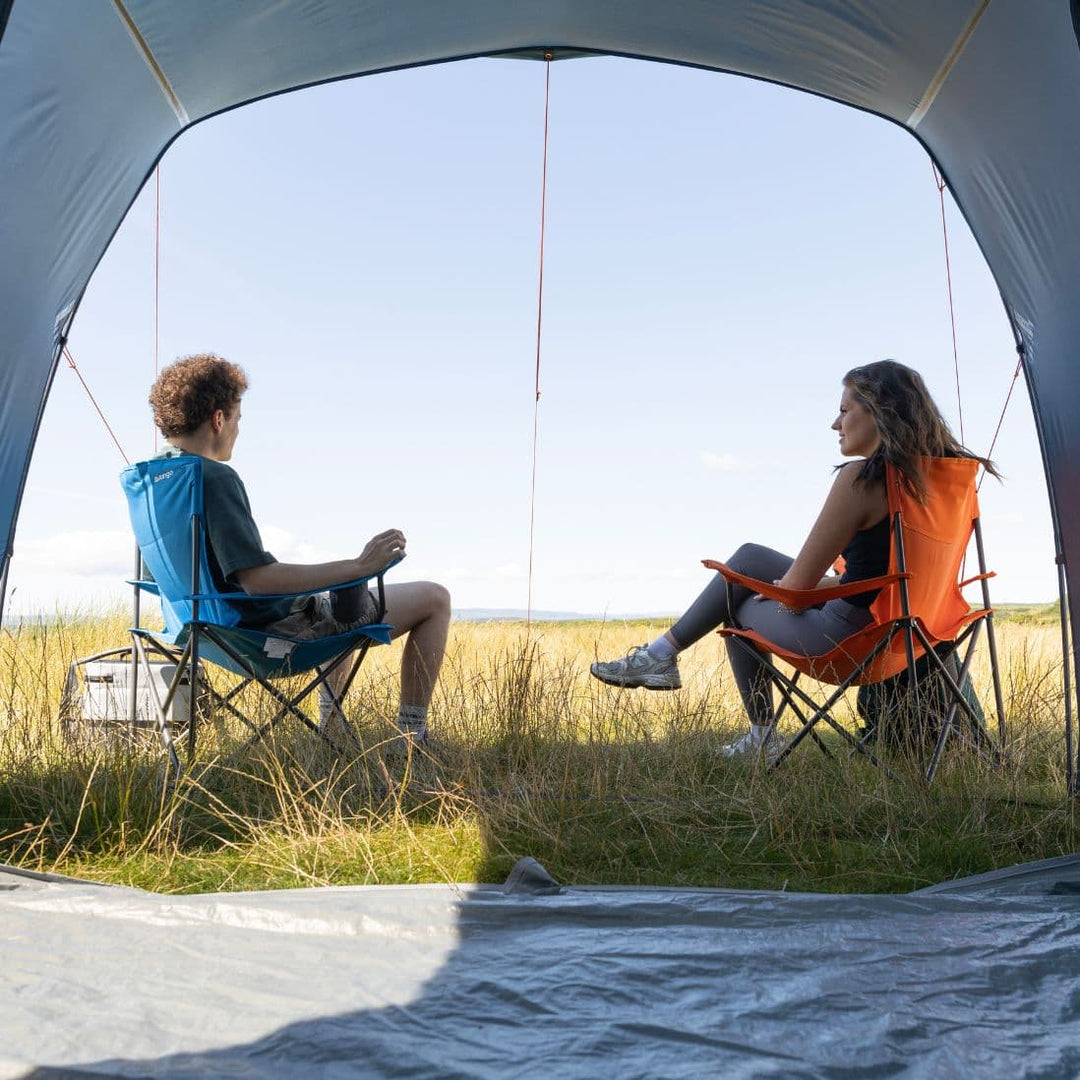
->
[590, 645, 682, 690]
[721, 728, 790, 765]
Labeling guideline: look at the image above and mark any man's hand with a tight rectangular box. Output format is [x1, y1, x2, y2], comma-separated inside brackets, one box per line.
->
[356, 529, 406, 577]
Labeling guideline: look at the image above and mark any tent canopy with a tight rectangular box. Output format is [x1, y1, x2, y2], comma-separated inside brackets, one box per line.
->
[2, 1, 1079, 641]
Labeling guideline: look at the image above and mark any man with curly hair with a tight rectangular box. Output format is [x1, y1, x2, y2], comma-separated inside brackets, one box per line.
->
[148, 353, 450, 745]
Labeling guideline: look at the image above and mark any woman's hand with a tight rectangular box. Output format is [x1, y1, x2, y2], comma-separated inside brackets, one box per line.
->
[753, 575, 834, 614]
[752, 578, 784, 602]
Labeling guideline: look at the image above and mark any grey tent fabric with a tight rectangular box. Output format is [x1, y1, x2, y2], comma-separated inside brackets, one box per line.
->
[6, 10, 1080, 1072]
[2, 856, 1079, 1076]
[2, 0, 1080, 651]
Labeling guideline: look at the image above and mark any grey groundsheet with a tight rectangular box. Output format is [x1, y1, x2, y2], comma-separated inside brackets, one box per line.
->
[2, 855, 1079, 1078]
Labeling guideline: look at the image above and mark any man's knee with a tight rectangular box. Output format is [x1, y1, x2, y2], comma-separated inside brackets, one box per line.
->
[426, 582, 451, 619]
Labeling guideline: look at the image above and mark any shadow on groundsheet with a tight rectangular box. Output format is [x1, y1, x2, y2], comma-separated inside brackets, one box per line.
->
[3, 854, 1080, 1077]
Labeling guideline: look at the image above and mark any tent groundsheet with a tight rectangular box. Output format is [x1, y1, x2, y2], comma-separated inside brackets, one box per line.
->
[2, 855, 1078, 1077]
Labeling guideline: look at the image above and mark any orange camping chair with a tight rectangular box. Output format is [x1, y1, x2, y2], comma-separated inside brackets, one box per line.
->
[703, 457, 1006, 780]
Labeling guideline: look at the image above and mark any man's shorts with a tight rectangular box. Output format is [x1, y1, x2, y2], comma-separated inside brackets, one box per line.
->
[262, 584, 380, 641]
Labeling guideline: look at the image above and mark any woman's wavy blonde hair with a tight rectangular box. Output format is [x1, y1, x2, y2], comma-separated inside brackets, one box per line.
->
[844, 359, 999, 502]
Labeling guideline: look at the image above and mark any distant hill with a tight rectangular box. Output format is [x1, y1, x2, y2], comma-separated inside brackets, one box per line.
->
[454, 603, 1063, 626]
[452, 609, 676, 623]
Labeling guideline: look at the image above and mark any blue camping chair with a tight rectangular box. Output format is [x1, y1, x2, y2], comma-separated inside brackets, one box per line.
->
[121, 455, 398, 772]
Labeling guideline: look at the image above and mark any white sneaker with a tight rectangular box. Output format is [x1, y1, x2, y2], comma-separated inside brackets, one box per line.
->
[590, 645, 682, 690]
[721, 728, 789, 765]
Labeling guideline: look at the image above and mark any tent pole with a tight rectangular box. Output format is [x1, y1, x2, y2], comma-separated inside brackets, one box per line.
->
[128, 542, 142, 735]
[0, 550, 9, 626]
[1070, 0, 1080, 792]
[0, 335, 68, 626]
[1059, 559, 1076, 795]
[1011, 341, 1080, 796]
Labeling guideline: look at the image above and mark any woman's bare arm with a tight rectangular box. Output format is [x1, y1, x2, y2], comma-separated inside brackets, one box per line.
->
[775, 464, 888, 601]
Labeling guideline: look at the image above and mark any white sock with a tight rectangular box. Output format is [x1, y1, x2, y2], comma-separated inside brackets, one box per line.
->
[646, 635, 679, 661]
[397, 704, 428, 738]
[750, 723, 774, 744]
[319, 684, 344, 724]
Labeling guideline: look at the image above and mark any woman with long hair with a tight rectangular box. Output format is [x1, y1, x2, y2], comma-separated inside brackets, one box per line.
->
[590, 359, 998, 760]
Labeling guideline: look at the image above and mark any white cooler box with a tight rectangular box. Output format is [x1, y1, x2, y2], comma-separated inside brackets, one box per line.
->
[61, 653, 202, 733]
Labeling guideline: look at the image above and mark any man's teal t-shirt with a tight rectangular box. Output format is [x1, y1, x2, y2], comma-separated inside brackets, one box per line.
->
[154, 445, 292, 627]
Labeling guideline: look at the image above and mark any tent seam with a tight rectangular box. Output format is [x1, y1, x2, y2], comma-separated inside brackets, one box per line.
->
[110, 0, 189, 126]
[907, 0, 991, 128]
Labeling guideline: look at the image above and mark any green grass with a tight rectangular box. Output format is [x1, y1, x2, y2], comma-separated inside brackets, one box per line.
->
[0, 610, 1075, 894]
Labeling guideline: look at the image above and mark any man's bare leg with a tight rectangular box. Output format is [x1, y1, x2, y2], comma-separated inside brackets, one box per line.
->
[320, 581, 451, 740]
[382, 581, 452, 708]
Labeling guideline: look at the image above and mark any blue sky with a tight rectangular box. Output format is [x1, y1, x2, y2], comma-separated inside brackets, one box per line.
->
[6, 56, 1054, 617]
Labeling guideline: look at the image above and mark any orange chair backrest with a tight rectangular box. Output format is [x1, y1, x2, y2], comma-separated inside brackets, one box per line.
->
[720, 455, 985, 685]
[870, 455, 980, 646]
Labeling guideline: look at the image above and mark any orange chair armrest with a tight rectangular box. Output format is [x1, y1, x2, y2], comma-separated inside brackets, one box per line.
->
[701, 559, 909, 607]
[959, 571, 995, 588]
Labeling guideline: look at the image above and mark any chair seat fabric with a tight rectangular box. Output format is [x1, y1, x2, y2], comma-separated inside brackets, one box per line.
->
[719, 609, 986, 686]
[175, 621, 393, 678]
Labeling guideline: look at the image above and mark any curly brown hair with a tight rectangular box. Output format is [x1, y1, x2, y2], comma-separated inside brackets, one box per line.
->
[149, 353, 248, 438]
[843, 359, 999, 501]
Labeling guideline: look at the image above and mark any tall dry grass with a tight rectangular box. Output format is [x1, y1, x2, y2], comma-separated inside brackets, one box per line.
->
[0, 609, 1075, 894]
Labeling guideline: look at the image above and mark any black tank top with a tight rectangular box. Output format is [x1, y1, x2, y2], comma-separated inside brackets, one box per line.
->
[838, 515, 891, 608]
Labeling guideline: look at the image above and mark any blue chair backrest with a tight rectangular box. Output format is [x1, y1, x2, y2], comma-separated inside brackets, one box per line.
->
[120, 456, 243, 636]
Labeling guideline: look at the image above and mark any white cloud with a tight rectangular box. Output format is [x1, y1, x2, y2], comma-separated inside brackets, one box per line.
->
[25, 484, 119, 506]
[259, 525, 327, 563]
[14, 524, 336, 581]
[493, 563, 524, 580]
[15, 531, 133, 575]
[699, 451, 744, 472]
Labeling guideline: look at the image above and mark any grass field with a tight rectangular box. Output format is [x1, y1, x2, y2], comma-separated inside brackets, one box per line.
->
[0, 607, 1075, 895]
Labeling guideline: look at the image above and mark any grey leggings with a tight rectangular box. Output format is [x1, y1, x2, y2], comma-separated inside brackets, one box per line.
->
[670, 543, 875, 724]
